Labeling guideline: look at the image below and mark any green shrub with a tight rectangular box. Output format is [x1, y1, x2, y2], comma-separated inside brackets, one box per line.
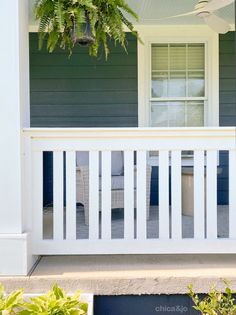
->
[188, 282, 236, 315]
[0, 283, 88, 315]
[19, 284, 87, 315]
[0, 283, 24, 314]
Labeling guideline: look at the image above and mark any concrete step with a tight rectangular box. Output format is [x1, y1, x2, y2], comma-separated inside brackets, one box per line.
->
[1, 255, 236, 295]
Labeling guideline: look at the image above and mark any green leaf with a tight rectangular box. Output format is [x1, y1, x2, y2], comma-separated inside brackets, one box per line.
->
[0, 284, 5, 299]
[5, 290, 23, 308]
[188, 281, 236, 315]
[53, 284, 65, 299]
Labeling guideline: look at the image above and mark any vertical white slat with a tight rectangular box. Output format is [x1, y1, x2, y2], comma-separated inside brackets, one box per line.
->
[206, 150, 217, 239]
[32, 150, 43, 242]
[136, 151, 147, 239]
[159, 150, 170, 239]
[23, 136, 32, 238]
[124, 151, 134, 240]
[229, 149, 236, 239]
[171, 151, 182, 240]
[53, 151, 64, 240]
[101, 151, 111, 240]
[89, 151, 99, 240]
[194, 150, 205, 239]
[66, 151, 76, 240]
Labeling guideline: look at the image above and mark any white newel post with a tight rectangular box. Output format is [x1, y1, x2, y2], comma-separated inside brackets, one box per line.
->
[0, 0, 37, 275]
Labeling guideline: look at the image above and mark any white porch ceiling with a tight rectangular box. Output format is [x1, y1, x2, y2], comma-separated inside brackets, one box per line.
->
[29, 0, 235, 26]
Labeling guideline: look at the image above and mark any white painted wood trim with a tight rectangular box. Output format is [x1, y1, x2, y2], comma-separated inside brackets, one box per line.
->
[124, 151, 134, 240]
[28, 128, 236, 255]
[53, 151, 64, 241]
[159, 150, 170, 239]
[33, 239, 236, 255]
[101, 151, 111, 240]
[229, 149, 236, 239]
[66, 151, 76, 240]
[32, 151, 43, 242]
[206, 150, 217, 239]
[136, 151, 147, 239]
[194, 150, 205, 239]
[23, 127, 236, 138]
[171, 151, 182, 240]
[89, 151, 99, 240]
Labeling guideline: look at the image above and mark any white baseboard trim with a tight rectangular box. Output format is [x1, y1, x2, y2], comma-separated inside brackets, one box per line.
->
[0, 233, 38, 276]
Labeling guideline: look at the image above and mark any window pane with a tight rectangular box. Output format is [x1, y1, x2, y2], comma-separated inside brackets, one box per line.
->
[186, 101, 204, 126]
[152, 72, 168, 97]
[168, 102, 185, 126]
[169, 71, 186, 97]
[151, 101, 204, 127]
[170, 44, 186, 70]
[152, 44, 168, 71]
[188, 44, 204, 70]
[151, 102, 185, 127]
[188, 71, 205, 97]
[151, 104, 168, 127]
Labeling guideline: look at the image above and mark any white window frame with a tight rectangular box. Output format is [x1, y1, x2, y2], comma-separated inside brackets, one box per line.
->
[137, 25, 219, 128]
[137, 26, 219, 166]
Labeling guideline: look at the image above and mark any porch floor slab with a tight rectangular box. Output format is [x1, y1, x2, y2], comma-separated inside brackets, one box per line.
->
[1, 254, 236, 295]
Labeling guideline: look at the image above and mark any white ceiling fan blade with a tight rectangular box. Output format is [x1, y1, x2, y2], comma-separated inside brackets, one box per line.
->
[204, 14, 231, 33]
[148, 10, 199, 21]
[204, 0, 234, 12]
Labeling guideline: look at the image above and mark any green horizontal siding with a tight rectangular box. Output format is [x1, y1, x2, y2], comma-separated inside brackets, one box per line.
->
[30, 33, 138, 127]
[219, 32, 236, 126]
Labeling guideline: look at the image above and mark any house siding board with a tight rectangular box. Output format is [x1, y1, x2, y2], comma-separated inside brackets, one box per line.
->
[218, 32, 235, 204]
[30, 33, 138, 128]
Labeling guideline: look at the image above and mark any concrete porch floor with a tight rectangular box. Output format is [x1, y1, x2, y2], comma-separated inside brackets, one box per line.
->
[1, 254, 236, 295]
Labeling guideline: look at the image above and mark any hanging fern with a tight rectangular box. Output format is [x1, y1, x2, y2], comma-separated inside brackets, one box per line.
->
[34, 0, 139, 57]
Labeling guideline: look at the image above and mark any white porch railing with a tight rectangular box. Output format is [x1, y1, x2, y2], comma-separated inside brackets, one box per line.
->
[23, 127, 236, 254]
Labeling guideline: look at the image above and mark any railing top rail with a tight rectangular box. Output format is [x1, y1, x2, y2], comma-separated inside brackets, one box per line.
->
[23, 127, 236, 139]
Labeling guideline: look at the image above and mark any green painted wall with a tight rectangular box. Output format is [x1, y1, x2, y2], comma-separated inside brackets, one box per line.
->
[219, 32, 236, 126]
[30, 33, 138, 127]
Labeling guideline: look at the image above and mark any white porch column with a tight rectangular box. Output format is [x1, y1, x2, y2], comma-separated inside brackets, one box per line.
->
[0, 0, 37, 275]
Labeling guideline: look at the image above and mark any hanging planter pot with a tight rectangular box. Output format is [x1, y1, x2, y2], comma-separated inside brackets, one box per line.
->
[71, 15, 95, 47]
[34, 0, 139, 58]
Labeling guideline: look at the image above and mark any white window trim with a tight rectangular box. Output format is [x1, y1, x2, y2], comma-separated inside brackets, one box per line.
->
[137, 25, 219, 128]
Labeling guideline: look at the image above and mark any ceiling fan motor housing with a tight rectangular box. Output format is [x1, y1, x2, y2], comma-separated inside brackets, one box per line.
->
[197, 11, 211, 18]
[195, 0, 211, 18]
[195, 0, 209, 10]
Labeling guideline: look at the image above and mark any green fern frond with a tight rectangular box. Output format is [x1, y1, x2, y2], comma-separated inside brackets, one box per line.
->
[47, 29, 60, 53]
[54, 0, 65, 31]
[34, 0, 140, 58]
[74, 8, 86, 38]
